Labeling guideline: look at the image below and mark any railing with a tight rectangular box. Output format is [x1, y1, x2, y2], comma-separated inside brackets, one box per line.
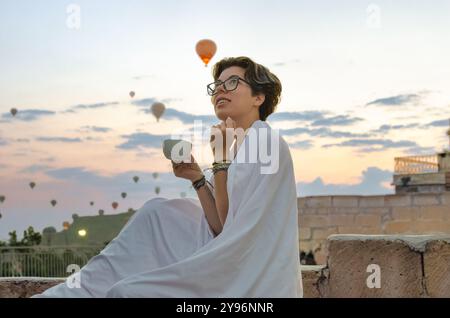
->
[394, 155, 439, 175]
[0, 246, 103, 277]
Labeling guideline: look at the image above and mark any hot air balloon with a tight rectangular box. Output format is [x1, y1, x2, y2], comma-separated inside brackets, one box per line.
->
[0, 212, 2, 219]
[112, 202, 118, 210]
[155, 186, 160, 195]
[63, 221, 70, 230]
[98, 209, 105, 216]
[133, 176, 139, 183]
[90, 201, 94, 206]
[129, 91, 135, 98]
[50, 199, 57, 207]
[29, 182, 36, 189]
[121, 192, 127, 199]
[152, 172, 159, 179]
[151, 102, 165, 122]
[10, 108, 18, 116]
[0, 195, 5, 203]
[195, 39, 217, 67]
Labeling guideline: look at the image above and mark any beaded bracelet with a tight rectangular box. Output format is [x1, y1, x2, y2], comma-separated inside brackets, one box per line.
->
[212, 161, 231, 174]
[192, 175, 206, 190]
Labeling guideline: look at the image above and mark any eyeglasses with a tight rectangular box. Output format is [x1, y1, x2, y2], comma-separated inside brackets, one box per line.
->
[207, 76, 251, 96]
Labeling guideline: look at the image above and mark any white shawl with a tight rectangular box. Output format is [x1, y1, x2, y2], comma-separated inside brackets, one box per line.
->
[33, 119, 302, 298]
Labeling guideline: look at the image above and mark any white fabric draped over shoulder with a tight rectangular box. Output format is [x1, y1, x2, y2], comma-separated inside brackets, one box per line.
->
[32, 120, 302, 298]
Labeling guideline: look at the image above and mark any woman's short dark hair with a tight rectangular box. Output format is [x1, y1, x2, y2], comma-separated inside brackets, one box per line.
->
[212, 56, 282, 121]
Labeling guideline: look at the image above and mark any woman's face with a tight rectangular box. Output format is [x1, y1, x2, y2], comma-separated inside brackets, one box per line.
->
[211, 66, 264, 121]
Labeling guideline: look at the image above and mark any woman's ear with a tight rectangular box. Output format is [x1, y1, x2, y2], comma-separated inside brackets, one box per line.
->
[254, 94, 265, 107]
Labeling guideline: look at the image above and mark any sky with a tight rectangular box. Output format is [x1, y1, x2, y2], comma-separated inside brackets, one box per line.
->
[0, 0, 449, 239]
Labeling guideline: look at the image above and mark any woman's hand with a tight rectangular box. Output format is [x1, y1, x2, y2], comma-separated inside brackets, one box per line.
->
[171, 154, 203, 182]
[210, 117, 237, 162]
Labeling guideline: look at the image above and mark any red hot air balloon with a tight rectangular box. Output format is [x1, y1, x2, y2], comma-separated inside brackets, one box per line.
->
[112, 202, 118, 210]
[195, 39, 217, 67]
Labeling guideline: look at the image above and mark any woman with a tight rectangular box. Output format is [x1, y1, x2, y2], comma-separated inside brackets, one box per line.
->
[32, 56, 303, 298]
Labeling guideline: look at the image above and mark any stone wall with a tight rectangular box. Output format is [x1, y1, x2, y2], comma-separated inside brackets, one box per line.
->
[298, 192, 450, 264]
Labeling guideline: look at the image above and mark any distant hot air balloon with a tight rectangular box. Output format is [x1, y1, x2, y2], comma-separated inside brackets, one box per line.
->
[133, 176, 139, 183]
[155, 186, 160, 195]
[0, 195, 5, 203]
[29, 182, 36, 189]
[152, 172, 159, 180]
[50, 199, 57, 207]
[90, 201, 94, 206]
[10, 108, 18, 116]
[195, 39, 217, 67]
[63, 221, 70, 230]
[129, 91, 135, 98]
[151, 102, 165, 122]
[0, 212, 2, 219]
[112, 202, 118, 210]
[121, 192, 127, 199]
[98, 209, 105, 216]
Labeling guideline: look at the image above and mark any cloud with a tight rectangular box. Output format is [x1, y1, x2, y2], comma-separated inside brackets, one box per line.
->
[131, 98, 158, 107]
[1, 109, 56, 121]
[366, 94, 420, 106]
[141, 107, 217, 125]
[132, 75, 155, 80]
[280, 127, 370, 138]
[425, 118, 449, 127]
[403, 146, 438, 155]
[371, 123, 421, 134]
[322, 138, 417, 151]
[267, 111, 329, 122]
[272, 59, 301, 67]
[288, 140, 314, 150]
[15, 138, 30, 143]
[19, 164, 53, 174]
[79, 125, 112, 133]
[311, 115, 364, 127]
[63, 101, 119, 113]
[297, 166, 394, 196]
[36, 137, 82, 143]
[116, 132, 170, 150]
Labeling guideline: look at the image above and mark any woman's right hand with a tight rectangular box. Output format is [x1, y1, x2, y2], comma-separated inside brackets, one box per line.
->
[171, 154, 204, 182]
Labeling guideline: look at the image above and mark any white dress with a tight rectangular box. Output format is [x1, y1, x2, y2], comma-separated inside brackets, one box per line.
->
[32, 120, 303, 298]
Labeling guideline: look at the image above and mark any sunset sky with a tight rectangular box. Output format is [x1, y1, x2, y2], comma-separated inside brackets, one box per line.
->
[1, 0, 449, 239]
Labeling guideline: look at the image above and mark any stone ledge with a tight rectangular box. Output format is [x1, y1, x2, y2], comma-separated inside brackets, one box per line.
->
[2, 235, 450, 298]
[0, 277, 64, 298]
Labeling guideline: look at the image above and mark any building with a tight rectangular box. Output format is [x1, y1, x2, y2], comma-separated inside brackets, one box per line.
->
[392, 122, 450, 194]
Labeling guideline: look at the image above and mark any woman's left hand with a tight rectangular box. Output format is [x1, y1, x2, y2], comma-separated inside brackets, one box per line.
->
[210, 117, 237, 162]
